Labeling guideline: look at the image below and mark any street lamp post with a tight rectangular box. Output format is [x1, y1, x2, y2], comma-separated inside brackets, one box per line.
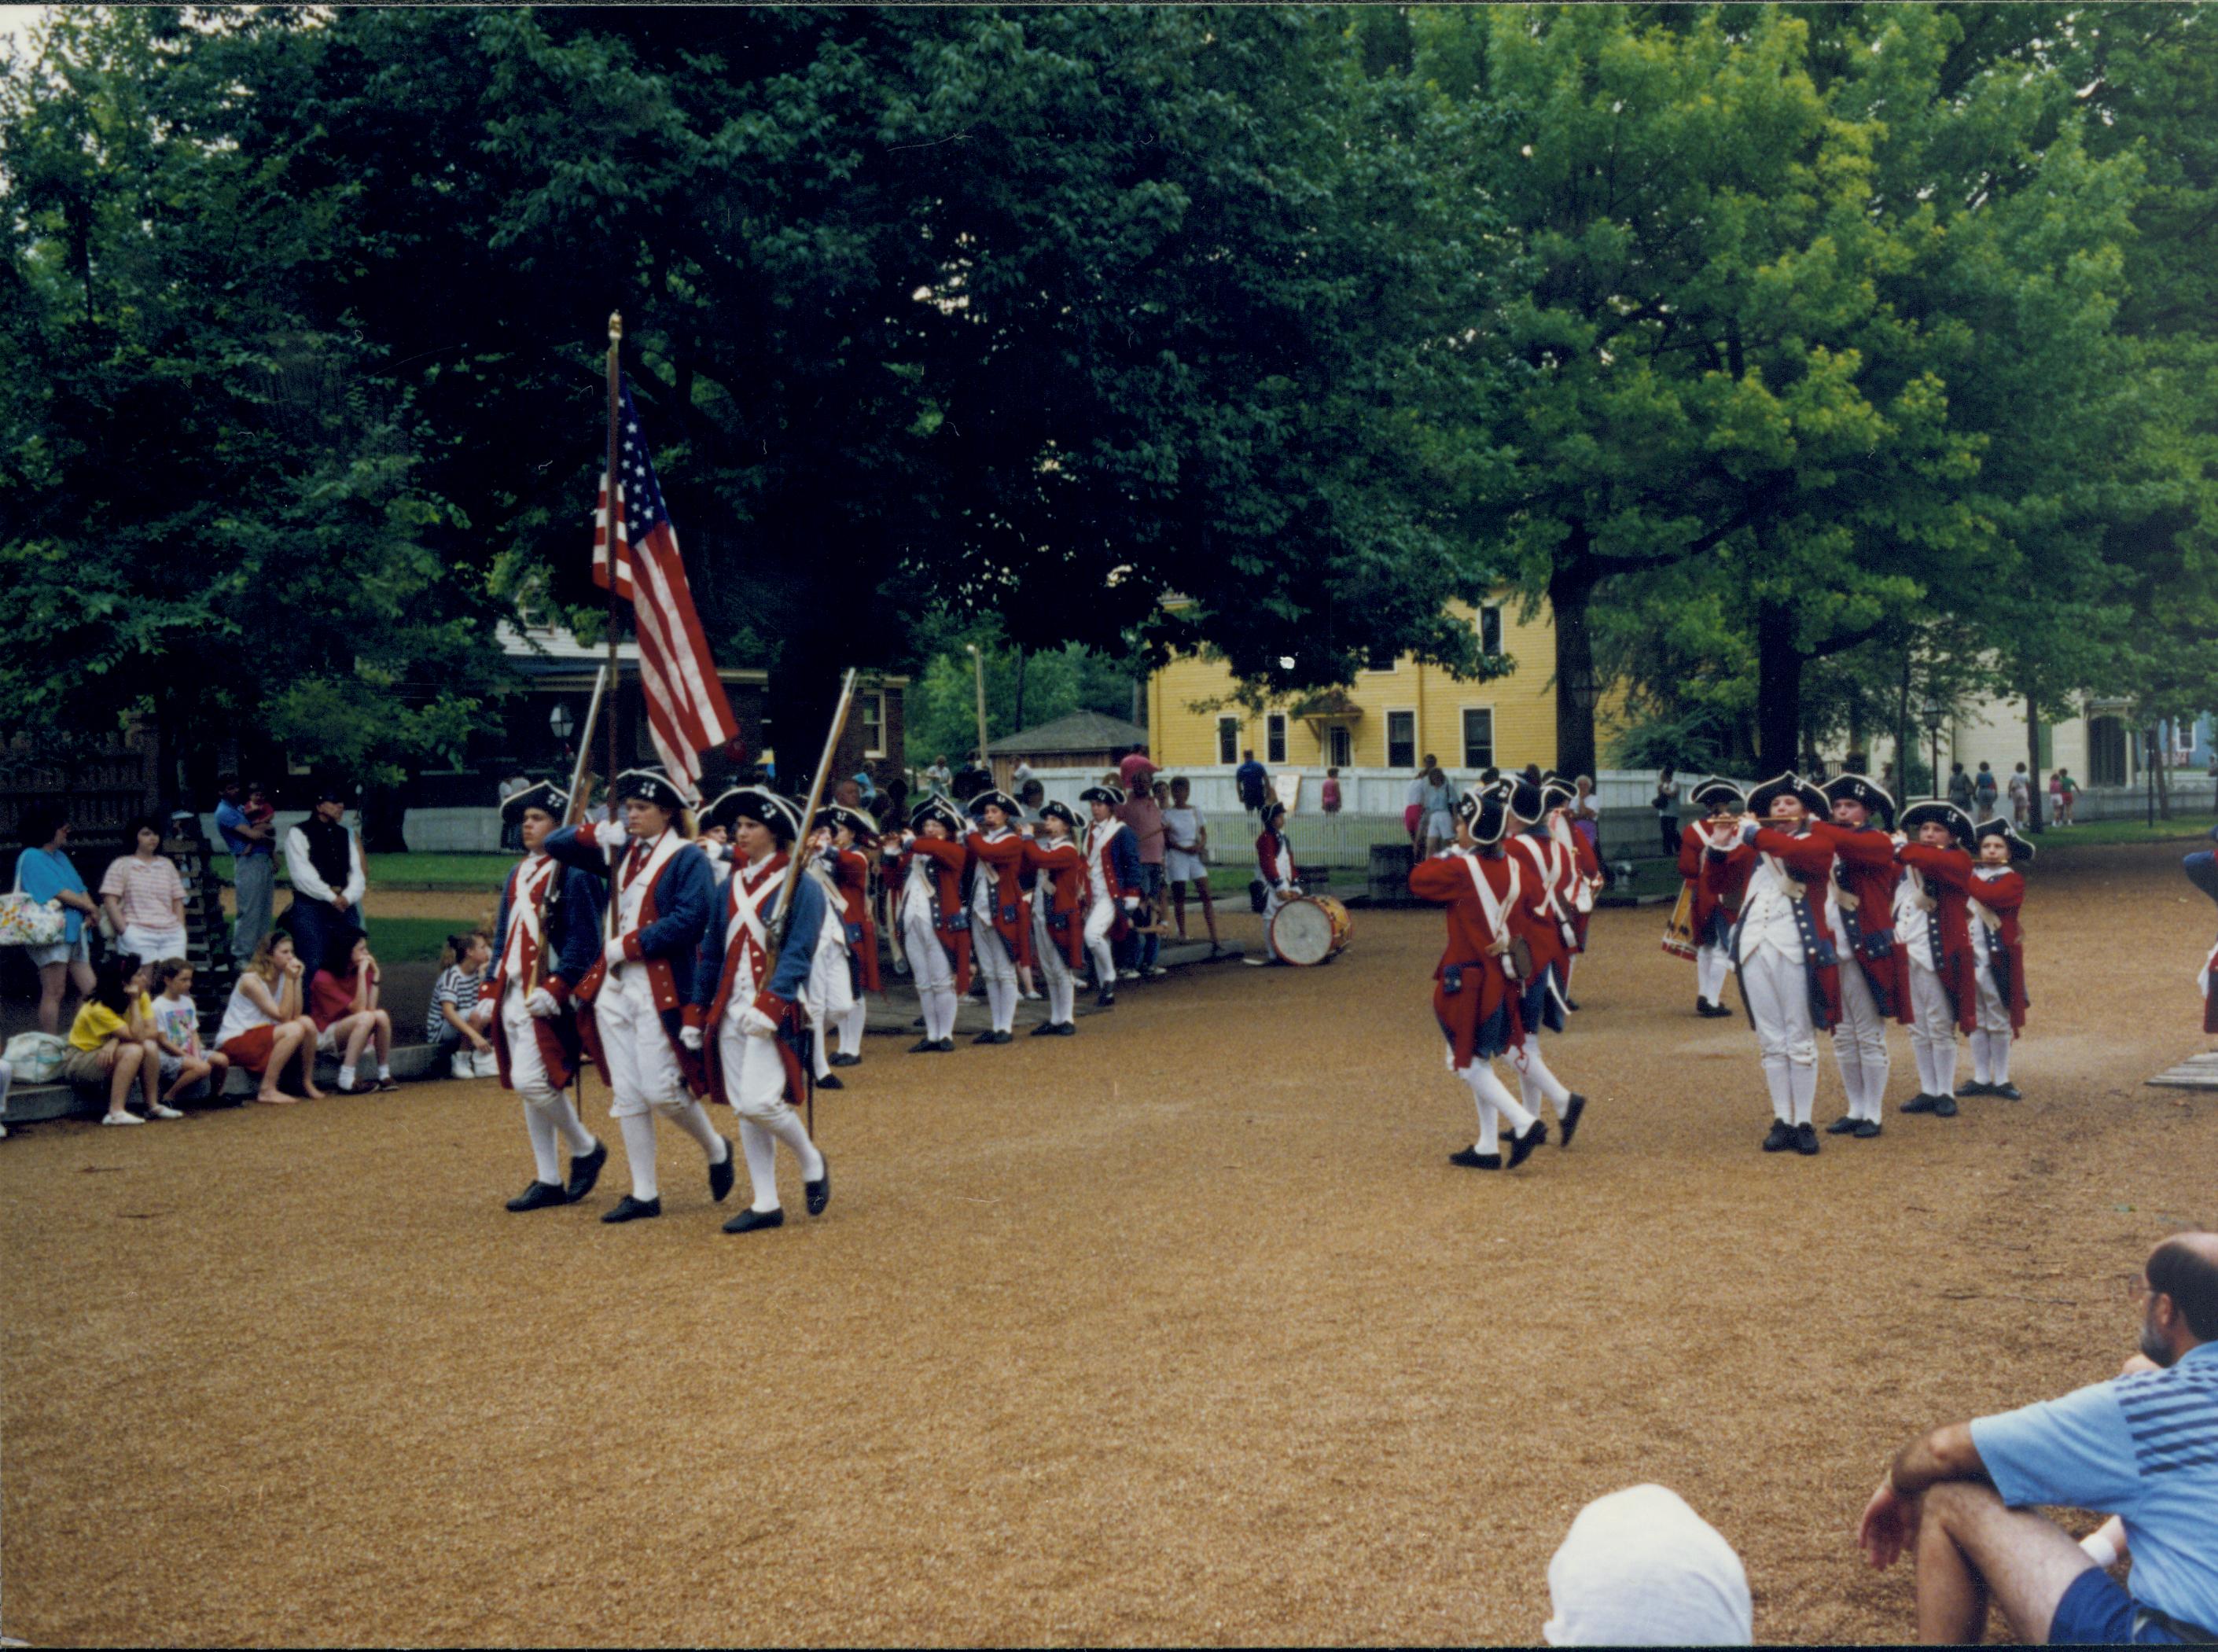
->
[967, 643, 989, 774]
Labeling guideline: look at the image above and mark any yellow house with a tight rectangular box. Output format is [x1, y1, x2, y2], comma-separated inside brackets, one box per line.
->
[1146, 596, 1584, 774]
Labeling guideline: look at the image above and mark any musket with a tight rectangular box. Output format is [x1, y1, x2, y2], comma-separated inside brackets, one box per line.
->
[763, 667, 861, 1139]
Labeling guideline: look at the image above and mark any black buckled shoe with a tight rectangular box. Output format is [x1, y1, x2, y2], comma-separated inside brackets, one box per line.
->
[1697, 999, 1734, 1018]
[1448, 1147, 1503, 1169]
[815, 1072, 844, 1091]
[1558, 1094, 1587, 1149]
[1852, 1120, 1884, 1139]
[723, 1206, 785, 1234]
[1029, 1020, 1061, 1036]
[1957, 1080, 1993, 1097]
[829, 1054, 862, 1069]
[601, 1194, 661, 1223]
[506, 1179, 568, 1212]
[1096, 988, 1116, 1009]
[1045, 1021, 1076, 1036]
[1933, 1095, 1959, 1118]
[804, 1161, 830, 1216]
[1825, 1115, 1861, 1135]
[1988, 1081, 2021, 1100]
[909, 1037, 943, 1054]
[564, 1139, 608, 1203]
[932, 1037, 955, 1052]
[1900, 1093, 1940, 1114]
[708, 1140, 736, 1202]
[1761, 1120, 1796, 1153]
[1506, 1118, 1547, 1168]
[1794, 1122, 1821, 1156]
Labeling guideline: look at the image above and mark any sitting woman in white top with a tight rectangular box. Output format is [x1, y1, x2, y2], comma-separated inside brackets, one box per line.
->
[215, 931, 326, 1105]
[100, 818, 188, 965]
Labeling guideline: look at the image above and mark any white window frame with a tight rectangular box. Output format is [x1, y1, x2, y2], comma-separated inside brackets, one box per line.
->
[1328, 724, 1352, 769]
[1461, 706, 1495, 771]
[1478, 605, 1503, 659]
[1265, 712, 1288, 765]
[1385, 708, 1418, 771]
[1217, 715, 1241, 766]
[859, 693, 887, 759]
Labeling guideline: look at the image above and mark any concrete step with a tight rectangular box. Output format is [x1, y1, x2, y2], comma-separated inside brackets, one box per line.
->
[5, 1038, 452, 1126]
[2146, 1051, 2218, 1091]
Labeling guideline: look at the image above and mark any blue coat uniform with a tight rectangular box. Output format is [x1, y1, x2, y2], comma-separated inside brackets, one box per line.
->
[488, 855, 607, 1090]
[543, 822, 715, 1078]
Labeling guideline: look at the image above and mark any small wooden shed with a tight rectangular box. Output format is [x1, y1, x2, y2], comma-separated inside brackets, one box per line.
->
[987, 710, 1151, 791]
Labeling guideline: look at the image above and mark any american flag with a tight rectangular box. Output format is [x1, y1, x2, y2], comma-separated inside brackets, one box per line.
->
[592, 378, 738, 799]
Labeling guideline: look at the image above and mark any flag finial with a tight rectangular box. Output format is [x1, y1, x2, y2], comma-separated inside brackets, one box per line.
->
[608, 311, 623, 344]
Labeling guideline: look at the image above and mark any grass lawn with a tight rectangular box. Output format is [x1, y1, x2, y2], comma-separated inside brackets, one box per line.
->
[2023, 815, 2217, 846]
[212, 852, 517, 891]
[357, 916, 469, 964]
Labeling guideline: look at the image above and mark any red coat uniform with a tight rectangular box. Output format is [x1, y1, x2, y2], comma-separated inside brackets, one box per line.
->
[1737, 822, 1843, 1031]
[1256, 827, 1296, 890]
[896, 834, 975, 995]
[1813, 820, 1910, 1023]
[1968, 866, 2029, 1033]
[1409, 849, 1526, 1066]
[690, 852, 810, 1109]
[1683, 822, 1753, 947]
[1505, 830, 1576, 983]
[1897, 841, 1980, 1034]
[826, 846, 881, 995]
[1547, 813, 1602, 951]
[965, 827, 1036, 968]
[1022, 835, 1088, 970]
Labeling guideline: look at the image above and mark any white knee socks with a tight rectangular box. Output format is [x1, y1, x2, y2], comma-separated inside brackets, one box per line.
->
[836, 1000, 866, 1058]
[1760, 1058, 1792, 1124]
[546, 1091, 594, 1155]
[1087, 935, 1116, 989]
[987, 974, 1017, 1033]
[1465, 1060, 1537, 1154]
[619, 1112, 660, 1200]
[1513, 1041, 1570, 1117]
[1971, 1031, 2010, 1085]
[524, 1103, 561, 1184]
[1049, 969, 1075, 1025]
[926, 983, 958, 1041]
[739, 1108, 822, 1212]
[668, 1100, 727, 1162]
[1789, 1060, 1816, 1127]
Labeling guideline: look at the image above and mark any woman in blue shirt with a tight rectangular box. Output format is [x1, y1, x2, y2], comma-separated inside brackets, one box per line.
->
[15, 801, 101, 1033]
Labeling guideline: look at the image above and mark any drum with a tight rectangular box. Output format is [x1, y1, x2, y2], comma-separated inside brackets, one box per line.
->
[1269, 893, 1352, 966]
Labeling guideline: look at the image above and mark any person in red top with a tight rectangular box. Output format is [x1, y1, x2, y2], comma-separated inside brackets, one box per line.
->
[1255, 799, 1301, 937]
[1718, 773, 1841, 1156]
[811, 804, 881, 1071]
[1817, 774, 1908, 1138]
[1682, 779, 1750, 1017]
[1409, 786, 1547, 1171]
[1963, 817, 2033, 1101]
[1021, 800, 1088, 1036]
[887, 797, 972, 1053]
[1894, 800, 1979, 1117]
[308, 929, 395, 1095]
[1540, 772, 1602, 1007]
[964, 789, 1033, 1045]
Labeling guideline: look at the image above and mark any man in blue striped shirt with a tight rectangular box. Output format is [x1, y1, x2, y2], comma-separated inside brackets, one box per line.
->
[1859, 1232, 2218, 1643]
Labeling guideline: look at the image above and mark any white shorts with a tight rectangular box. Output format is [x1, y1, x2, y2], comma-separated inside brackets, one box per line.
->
[120, 924, 188, 964]
[317, 1025, 340, 1054]
[1164, 848, 1207, 884]
[25, 933, 92, 969]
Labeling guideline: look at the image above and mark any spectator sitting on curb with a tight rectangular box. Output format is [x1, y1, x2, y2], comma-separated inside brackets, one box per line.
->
[16, 801, 101, 1034]
[149, 958, 226, 1106]
[426, 930, 497, 1080]
[215, 932, 326, 1105]
[309, 928, 398, 1095]
[1857, 1231, 2218, 1645]
[61, 955, 165, 1126]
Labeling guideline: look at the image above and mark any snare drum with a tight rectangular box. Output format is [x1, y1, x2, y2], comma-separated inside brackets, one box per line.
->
[1269, 893, 1352, 966]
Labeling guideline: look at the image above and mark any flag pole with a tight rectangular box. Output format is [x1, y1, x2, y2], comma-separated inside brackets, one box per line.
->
[602, 311, 624, 942]
[767, 668, 861, 1141]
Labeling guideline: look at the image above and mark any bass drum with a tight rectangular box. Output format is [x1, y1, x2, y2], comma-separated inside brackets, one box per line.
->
[1269, 893, 1352, 966]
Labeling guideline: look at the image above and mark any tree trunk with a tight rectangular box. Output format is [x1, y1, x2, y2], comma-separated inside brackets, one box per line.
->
[2025, 694, 2045, 832]
[1754, 597, 1803, 774]
[2155, 727, 2172, 819]
[1896, 648, 1914, 800]
[1548, 543, 1602, 779]
[766, 621, 855, 801]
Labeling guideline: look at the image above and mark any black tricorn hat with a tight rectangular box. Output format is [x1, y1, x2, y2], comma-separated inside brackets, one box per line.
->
[1503, 777, 1545, 822]
[613, 767, 691, 813]
[1747, 771, 1829, 817]
[811, 804, 877, 844]
[1038, 799, 1080, 833]
[1080, 785, 1124, 808]
[1974, 816, 2035, 863]
[1690, 778, 1745, 814]
[1258, 796, 1287, 825]
[500, 779, 569, 826]
[969, 789, 1021, 820]
[705, 786, 800, 842]
[910, 796, 966, 835]
[1455, 786, 1511, 846]
[1539, 772, 1576, 810]
[1900, 799, 1975, 848]
[1823, 773, 1895, 829]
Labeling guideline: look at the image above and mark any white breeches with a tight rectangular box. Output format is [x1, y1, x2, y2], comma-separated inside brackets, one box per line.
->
[1032, 905, 1076, 1025]
[901, 903, 959, 1043]
[1830, 958, 1890, 1122]
[1696, 943, 1731, 1006]
[1083, 898, 1118, 988]
[1973, 963, 2012, 1038]
[501, 980, 557, 1108]
[1970, 963, 2014, 1084]
[1263, 885, 1295, 929]
[595, 966, 686, 1120]
[717, 1017, 820, 1212]
[1907, 959, 1959, 1097]
[833, 999, 866, 1058]
[973, 925, 1018, 1032]
[1740, 947, 1817, 1125]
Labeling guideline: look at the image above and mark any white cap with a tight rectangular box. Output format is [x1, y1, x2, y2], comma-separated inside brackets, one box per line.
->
[1543, 1485, 1753, 1646]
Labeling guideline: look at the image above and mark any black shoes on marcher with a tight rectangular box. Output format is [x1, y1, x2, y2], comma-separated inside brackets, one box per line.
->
[602, 1194, 661, 1223]
[506, 1180, 568, 1212]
